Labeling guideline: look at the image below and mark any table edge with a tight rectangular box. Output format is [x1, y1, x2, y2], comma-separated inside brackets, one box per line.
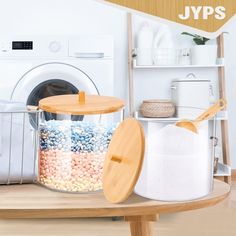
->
[0, 181, 230, 219]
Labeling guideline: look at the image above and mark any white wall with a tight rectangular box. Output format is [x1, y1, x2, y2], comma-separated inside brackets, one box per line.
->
[0, 0, 235, 167]
[0, 0, 128, 101]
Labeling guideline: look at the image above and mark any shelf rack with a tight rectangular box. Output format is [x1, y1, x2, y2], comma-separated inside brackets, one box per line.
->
[133, 59, 225, 69]
[214, 163, 231, 177]
[135, 111, 228, 123]
[127, 13, 231, 184]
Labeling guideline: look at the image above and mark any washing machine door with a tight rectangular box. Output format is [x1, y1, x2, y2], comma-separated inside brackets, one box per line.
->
[11, 63, 99, 126]
[11, 62, 99, 104]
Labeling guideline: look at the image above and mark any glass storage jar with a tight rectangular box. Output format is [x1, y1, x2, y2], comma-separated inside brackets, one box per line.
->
[38, 92, 125, 193]
[135, 105, 218, 201]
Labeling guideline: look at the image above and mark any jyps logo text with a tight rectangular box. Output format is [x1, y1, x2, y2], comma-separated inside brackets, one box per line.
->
[178, 6, 226, 20]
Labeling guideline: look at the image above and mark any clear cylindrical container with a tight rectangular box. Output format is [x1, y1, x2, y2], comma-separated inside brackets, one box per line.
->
[38, 93, 125, 193]
[135, 106, 216, 201]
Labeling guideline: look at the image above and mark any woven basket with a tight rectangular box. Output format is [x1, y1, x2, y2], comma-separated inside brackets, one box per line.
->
[140, 100, 175, 118]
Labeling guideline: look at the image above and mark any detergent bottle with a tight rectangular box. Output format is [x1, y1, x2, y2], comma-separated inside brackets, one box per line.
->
[136, 22, 154, 66]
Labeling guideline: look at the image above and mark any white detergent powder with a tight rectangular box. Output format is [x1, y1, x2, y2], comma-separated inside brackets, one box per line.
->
[156, 125, 200, 155]
[135, 123, 213, 201]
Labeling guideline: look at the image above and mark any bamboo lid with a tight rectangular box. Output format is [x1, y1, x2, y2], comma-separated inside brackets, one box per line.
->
[103, 118, 145, 204]
[39, 92, 125, 115]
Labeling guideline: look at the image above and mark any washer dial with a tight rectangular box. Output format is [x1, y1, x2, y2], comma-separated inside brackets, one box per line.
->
[49, 41, 61, 53]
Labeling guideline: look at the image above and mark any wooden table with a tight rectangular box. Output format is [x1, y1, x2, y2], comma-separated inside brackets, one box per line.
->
[0, 180, 230, 236]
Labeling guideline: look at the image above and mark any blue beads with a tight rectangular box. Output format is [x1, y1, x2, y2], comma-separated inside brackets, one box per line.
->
[40, 121, 117, 152]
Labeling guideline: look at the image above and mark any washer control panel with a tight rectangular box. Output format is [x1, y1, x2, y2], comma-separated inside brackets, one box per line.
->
[0, 36, 113, 59]
[12, 41, 33, 50]
[0, 38, 66, 57]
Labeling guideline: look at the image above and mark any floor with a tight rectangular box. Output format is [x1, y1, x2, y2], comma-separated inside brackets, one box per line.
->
[0, 181, 235, 236]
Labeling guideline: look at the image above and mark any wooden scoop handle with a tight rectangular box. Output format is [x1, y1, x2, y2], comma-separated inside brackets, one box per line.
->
[195, 99, 227, 124]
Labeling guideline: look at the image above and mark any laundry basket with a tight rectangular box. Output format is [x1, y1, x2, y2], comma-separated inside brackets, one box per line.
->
[0, 103, 40, 185]
[135, 106, 216, 201]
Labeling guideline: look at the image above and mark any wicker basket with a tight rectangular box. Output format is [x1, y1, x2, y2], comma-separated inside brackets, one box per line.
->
[140, 100, 175, 118]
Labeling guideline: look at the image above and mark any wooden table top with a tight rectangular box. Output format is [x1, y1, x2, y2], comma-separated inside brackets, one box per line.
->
[0, 180, 230, 219]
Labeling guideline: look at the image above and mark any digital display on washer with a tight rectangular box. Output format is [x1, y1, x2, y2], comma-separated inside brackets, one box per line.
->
[12, 41, 33, 50]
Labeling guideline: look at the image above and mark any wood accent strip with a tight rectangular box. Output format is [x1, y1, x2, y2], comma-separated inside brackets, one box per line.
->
[232, 170, 236, 180]
[127, 13, 134, 117]
[129, 221, 154, 236]
[217, 33, 231, 185]
[125, 215, 158, 236]
[125, 215, 158, 222]
[215, 176, 225, 182]
[106, 0, 236, 33]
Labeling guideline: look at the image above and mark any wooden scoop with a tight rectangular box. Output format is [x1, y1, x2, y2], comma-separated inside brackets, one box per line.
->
[176, 99, 227, 133]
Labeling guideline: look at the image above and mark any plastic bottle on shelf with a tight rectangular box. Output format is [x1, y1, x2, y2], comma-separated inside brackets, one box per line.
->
[153, 25, 175, 65]
[136, 22, 154, 66]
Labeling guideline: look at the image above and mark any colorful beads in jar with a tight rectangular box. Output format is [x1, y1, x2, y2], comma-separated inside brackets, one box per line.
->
[39, 120, 117, 192]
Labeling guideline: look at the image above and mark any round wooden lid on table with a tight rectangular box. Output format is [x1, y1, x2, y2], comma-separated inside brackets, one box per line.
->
[103, 118, 145, 204]
[39, 92, 125, 115]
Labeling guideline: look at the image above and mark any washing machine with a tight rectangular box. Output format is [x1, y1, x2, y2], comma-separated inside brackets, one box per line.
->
[0, 35, 114, 184]
[0, 35, 114, 105]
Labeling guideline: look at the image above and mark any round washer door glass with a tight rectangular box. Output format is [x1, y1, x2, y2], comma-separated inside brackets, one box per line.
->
[11, 63, 99, 126]
[27, 79, 78, 107]
[27, 79, 80, 123]
[11, 63, 98, 103]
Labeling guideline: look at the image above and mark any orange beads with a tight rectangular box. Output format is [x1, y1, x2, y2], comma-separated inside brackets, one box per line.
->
[39, 150, 105, 192]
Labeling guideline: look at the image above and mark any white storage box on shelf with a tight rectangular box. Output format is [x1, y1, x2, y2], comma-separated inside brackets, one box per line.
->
[0, 100, 39, 184]
[171, 74, 211, 118]
[153, 48, 178, 66]
[135, 107, 214, 201]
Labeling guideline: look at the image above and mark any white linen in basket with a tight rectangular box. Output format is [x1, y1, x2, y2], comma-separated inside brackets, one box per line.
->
[0, 100, 35, 184]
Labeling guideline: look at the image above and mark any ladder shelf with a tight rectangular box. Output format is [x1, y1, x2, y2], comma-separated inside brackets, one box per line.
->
[127, 13, 231, 184]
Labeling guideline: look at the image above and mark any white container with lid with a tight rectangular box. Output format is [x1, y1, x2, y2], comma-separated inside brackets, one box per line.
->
[171, 74, 211, 118]
[102, 117, 214, 202]
[134, 120, 213, 201]
[136, 22, 154, 66]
